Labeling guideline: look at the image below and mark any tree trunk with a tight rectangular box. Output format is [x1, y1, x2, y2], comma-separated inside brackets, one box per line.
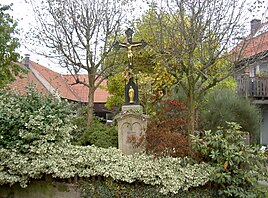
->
[187, 88, 196, 135]
[186, 87, 196, 156]
[87, 90, 94, 126]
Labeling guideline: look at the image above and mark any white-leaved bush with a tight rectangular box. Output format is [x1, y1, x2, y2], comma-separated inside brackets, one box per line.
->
[0, 144, 214, 195]
[0, 87, 74, 151]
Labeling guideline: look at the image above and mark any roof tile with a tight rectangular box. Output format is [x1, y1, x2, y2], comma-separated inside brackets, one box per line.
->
[231, 22, 268, 59]
[8, 61, 110, 103]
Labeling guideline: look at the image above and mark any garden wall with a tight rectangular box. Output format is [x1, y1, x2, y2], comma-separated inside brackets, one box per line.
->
[0, 180, 80, 198]
[0, 176, 218, 198]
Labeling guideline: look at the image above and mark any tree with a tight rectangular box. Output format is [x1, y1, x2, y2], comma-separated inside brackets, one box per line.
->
[200, 88, 261, 144]
[27, 0, 130, 125]
[105, 67, 175, 114]
[0, 4, 25, 87]
[105, 20, 176, 113]
[137, 0, 250, 134]
[105, 72, 125, 110]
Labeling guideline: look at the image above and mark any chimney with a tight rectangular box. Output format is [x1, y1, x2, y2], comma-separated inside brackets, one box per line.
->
[24, 54, 30, 68]
[250, 19, 261, 34]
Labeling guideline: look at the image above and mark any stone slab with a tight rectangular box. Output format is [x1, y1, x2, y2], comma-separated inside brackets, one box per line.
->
[122, 105, 143, 112]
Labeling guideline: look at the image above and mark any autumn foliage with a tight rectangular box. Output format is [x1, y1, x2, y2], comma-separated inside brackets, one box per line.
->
[145, 99, 190, 157]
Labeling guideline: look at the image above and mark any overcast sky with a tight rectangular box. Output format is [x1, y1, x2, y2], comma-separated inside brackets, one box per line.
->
[1, 0, 267, 73]
[1, 0, 67, 73]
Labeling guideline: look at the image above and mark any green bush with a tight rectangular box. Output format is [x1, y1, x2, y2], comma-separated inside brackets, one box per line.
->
[200, 89, 261, 143]
[191, 122, 268, 197]
[71, 108, 117, 148]
[75, 118, 117, 148]
[80, 177, 218, 198]
[0, 87, 75, 152]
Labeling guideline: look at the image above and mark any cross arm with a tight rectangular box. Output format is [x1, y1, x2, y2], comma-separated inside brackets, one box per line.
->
[114, 41, 128, 50]
[131, 40, 147, 49]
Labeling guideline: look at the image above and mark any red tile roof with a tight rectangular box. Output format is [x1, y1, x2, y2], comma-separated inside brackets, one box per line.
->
[8, 64, 49, 95]
[8, 61, 110, 103]
[64, 75, 109, 103]
[231, 22, 268, 60]
[29, 61, 79, 101]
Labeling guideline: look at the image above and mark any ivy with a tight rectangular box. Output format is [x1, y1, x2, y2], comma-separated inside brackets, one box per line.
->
[0, 144, 214, 195]
[0, 87, 74, 152]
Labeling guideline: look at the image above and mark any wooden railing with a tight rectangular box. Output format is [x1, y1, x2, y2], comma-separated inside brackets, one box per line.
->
[237, 76, 268, 98]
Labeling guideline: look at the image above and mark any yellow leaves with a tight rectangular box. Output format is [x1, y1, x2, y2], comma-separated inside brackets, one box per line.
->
[224, 161, 228, 170]
[223, 151, 243, 170]
[123, 68, 133, 81]
[264, 153, 268, 158]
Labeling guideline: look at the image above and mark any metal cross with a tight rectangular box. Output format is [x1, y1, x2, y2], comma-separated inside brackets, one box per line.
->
[115, 28, 147, 68]
[114, 28, 147, 105]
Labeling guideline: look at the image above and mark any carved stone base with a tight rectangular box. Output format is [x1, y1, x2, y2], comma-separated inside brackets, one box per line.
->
[122, 105, 143, 112]
[115, 106, 148, 155]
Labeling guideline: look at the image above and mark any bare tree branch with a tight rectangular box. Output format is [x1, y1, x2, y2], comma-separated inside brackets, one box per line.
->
[28, 0, 129, 124]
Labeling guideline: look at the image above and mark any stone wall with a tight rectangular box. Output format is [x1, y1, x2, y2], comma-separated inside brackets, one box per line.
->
[0, 181, 81, 198]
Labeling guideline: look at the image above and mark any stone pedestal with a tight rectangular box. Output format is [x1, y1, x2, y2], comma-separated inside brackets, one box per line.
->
[115, 105, 148, 155]
[122, 105, 143, 112]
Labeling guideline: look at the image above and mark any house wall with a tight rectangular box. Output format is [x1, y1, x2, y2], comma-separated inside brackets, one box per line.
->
[261, 107, 268, 145]
[254, 60, 268, 77]
[236, 59, 268, 78]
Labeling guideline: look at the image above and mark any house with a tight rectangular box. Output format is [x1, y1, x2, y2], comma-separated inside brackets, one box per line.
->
[8, 55, 111, 120]
[233, 19, 268, 144]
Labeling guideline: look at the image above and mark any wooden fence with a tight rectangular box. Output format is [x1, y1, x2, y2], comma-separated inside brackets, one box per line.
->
[237, 77, 268, 98]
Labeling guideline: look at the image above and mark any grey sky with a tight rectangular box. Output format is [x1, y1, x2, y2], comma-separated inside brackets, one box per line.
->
[1, 0, 66, 73]
[1, 0, 267, 73]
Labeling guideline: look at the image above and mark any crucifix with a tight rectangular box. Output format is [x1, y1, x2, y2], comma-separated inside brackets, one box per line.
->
[115, 28, 147, 105]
